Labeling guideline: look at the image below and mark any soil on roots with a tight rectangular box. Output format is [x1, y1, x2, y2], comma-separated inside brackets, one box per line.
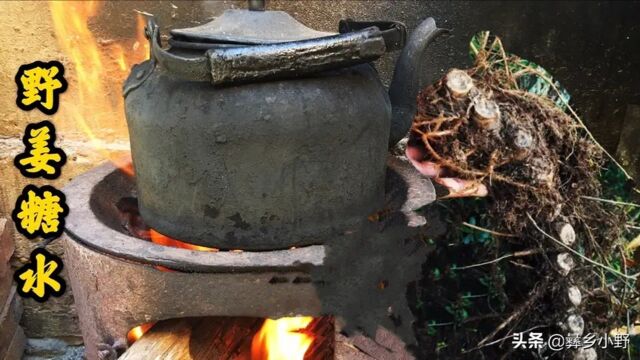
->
[408, 62, 637, 359]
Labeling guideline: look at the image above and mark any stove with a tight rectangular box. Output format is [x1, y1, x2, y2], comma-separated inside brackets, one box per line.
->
[63, 163, 325, 359]
[62, 154, 435, 359]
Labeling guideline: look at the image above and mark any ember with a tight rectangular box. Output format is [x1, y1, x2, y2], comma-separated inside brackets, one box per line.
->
[127, 322, 155, 344]
[149, 229, 219, 252]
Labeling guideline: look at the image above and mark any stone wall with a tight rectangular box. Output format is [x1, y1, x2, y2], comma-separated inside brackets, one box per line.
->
[0, 0, 638, 346]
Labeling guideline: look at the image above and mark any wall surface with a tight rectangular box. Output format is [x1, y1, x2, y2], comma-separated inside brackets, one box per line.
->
[0, 0, 638, 343]
[101, 0, 640, 169]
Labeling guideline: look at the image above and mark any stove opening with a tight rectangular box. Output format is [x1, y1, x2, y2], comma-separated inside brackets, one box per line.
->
[116, 194, 332, 359]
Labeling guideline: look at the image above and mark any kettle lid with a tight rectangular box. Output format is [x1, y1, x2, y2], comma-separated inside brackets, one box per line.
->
[170, 5, 334, 46]
[138, 0, 407, 86]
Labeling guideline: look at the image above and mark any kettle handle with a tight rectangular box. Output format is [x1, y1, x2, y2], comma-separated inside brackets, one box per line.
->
[339, 19, 406, 51]
[145, 18, 388, 86]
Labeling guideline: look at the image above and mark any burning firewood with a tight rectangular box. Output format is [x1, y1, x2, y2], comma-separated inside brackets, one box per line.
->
[119, 317, 335, 360]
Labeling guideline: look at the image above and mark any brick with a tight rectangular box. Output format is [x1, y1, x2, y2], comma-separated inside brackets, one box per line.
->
[0, 218, 14, 312]
[21, 296, 81, 339]
[3, 326, 26, 360]
[0, 287, 23, 360]
[0, 218, 14, 274]
[0, 275, 12, 321]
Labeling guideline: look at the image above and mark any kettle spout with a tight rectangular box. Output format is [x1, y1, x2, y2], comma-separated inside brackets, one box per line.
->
[388, 18, 446, 147]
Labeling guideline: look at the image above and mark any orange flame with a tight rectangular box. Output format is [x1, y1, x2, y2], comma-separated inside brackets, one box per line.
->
[112, 44, 128, 71]
[127, 322, 155, 344]
[150, 229, 219, 252]
[49, 1, 149, 176]
[133, 13, 151, 58]
[251, 317, 314, 360]
[52, 7, 315, 356]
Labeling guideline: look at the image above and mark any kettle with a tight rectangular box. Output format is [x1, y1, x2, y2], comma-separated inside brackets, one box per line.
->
[123, 0, 444, 249]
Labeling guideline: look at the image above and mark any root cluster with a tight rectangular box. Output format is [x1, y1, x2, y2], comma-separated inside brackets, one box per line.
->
[411, 67, 610, 234]
[410, 40, 638, 359]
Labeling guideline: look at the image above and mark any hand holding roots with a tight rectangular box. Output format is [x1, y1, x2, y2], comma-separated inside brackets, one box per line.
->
[409, 66, 610, 234]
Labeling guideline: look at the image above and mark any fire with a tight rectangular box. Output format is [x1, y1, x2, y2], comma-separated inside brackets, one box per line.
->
[49, 1, 149, 176]
[148, 229, 218, 272]
[251, 317, 314, 360]
[112, 44, 128, 71]
[133, 12, 151, 57]
[149, 229, 219, 252]
[127, 322, 155, 344]
[52, 6, 314, 357]
[128, 230, 216, 340]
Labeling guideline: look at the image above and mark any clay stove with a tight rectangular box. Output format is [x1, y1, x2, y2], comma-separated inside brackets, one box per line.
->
[62, 163, 326, 359]
[62, 156, 434, 360]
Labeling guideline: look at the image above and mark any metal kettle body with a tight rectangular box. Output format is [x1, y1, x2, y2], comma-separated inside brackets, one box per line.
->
[125, 62, 390, 249]
[123, 12, 443, 250]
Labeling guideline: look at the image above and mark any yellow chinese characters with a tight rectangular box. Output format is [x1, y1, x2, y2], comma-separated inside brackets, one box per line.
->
[14, 121, 66, 179]
[14, 248, 66, 302]
[15, 61, 68, 115]
[12, 185, 69, 239]
[13, 61, 69, 303]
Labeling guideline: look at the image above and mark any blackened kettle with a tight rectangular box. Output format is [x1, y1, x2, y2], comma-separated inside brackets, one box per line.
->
[123, 1, 444, 249]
